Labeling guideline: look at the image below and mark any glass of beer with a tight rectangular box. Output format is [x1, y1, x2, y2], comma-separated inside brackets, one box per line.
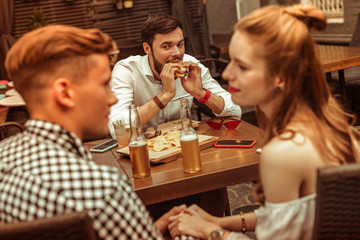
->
[129, 104, 151, 178]
[180, 134, 201, 173]
[112, 120, 130, 149]
[129, 140, 150, 178]
[180, 98, 201, 173]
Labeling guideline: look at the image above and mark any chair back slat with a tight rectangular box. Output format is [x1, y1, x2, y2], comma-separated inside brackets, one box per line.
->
[0, 211, 96, 240]
[313, 163, 360, 240]
[0, 121, 24, 141]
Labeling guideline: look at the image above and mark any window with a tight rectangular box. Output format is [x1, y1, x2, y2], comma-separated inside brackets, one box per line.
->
[301, 0, 344, 23]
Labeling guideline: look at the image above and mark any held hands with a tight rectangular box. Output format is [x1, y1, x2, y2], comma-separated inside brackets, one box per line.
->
[168, 204, 221, 239]
[155, 204, 187, 238]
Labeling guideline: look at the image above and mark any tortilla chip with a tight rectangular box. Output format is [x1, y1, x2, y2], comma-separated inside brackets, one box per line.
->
[147, 130, 181, 152]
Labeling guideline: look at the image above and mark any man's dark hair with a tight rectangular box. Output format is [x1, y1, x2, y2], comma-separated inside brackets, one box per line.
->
[141, 14, 183, 47]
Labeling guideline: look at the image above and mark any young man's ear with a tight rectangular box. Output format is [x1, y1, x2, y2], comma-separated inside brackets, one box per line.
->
[143, 42, 152, 56]
[52, 78, 75, 108]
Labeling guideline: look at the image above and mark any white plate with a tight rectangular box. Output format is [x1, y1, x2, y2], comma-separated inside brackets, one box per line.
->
[117, 134, 215, 163]
[0, 95, 26, 107]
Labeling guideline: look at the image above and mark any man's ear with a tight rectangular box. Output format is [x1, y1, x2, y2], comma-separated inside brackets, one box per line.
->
[143, 42, 152, 56]
[52, 78, 75, 108]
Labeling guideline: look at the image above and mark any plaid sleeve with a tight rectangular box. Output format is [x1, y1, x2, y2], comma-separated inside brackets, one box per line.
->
[86, 173, 163, 240]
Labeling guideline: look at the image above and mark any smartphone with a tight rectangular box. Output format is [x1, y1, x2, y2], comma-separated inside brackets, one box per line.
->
[214, 139, 256, 148]
[90, 139, 118, 153]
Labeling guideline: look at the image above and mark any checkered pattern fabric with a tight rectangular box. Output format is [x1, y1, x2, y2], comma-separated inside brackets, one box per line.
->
[0, 119, 163, 240]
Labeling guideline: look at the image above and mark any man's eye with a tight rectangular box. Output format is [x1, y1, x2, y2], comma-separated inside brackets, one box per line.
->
[162, 45, 170, 49]
[178, 42, 184, 47]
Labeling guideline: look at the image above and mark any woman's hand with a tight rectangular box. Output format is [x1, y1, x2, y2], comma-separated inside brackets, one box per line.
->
[187, 204, 220, 225]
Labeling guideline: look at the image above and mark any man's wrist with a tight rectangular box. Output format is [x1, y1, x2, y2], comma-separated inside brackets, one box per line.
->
[198, 88, 211, 104]
[153, 95, 165, 110]
[197, 89, 206, 99]
[157, 92, 173, 106]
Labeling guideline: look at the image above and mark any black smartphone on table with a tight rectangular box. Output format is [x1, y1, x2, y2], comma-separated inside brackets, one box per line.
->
[90, 139, 118, 153]
[214, 139, 256, 148]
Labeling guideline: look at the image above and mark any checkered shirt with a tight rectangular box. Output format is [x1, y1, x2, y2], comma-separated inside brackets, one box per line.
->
[0, 119, 163, 240]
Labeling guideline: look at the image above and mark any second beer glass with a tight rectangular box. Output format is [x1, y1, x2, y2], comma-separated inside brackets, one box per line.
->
[180, 98, 201, 173]
[129, 104, 151, 178]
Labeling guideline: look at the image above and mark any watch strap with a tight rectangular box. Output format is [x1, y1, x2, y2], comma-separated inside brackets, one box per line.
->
[153, 95, 165, 110]
[199, 88, 211, 104]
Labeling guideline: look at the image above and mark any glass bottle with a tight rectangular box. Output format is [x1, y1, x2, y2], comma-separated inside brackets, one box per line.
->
[180, 98, 201, 173]
[129, 104, 151, 178]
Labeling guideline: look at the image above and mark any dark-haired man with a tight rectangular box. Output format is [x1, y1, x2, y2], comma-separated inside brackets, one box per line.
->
[108, 14, 241, 136]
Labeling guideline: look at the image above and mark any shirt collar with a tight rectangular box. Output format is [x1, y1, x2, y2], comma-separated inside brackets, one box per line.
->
[141, 55, 160, 84]
[24, 119, 92, 161]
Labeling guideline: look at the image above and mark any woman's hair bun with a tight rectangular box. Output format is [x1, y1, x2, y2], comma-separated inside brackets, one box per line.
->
[284, 4, 327, 31]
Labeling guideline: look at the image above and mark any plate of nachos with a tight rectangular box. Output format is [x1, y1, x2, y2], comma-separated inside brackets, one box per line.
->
[117, 130, 218, 164]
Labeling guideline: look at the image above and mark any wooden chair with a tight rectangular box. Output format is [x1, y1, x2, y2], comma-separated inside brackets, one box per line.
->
[0, 121, 24, 141]
[0, 211, 96, 240]
[313, 163, 360, 240]
[199, 57, 229, 86]
[116, 39, 144, 61]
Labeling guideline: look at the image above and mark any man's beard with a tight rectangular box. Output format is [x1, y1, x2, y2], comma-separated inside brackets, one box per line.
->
[153, 56, 163, 76]
[151, 48, 182, 76]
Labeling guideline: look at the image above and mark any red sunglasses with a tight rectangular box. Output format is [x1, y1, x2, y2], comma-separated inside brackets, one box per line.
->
[206, 118, 241, 130]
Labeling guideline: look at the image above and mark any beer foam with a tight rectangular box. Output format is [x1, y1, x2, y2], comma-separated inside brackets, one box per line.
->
[129, 140, 147, 147]
[180, 134, 198, 141]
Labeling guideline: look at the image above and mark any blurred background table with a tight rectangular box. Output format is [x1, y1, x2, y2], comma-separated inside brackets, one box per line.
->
[316, 44, 360, 103]
[317, 44, 360, 72]
[85, 120, 263, 205]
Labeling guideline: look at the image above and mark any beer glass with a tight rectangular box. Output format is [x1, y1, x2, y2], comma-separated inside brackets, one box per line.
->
[129, 104, 151, 178]
[112, 120, 130, 148]
[180, 98, 201, 173]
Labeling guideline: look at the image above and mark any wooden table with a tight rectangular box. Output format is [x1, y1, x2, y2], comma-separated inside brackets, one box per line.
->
[316, 45, 360, 72]
[85, 120, 263, 205]
[0, 107, 9, 123]
[316, 45, 360, 102]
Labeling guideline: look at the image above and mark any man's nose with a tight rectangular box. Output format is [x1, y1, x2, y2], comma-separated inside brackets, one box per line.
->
[172, 46, 181, 56]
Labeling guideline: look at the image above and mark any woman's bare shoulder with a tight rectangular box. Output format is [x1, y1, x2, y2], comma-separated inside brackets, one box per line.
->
[262, 131, 319, 166]
[260, 131, 323, 202]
